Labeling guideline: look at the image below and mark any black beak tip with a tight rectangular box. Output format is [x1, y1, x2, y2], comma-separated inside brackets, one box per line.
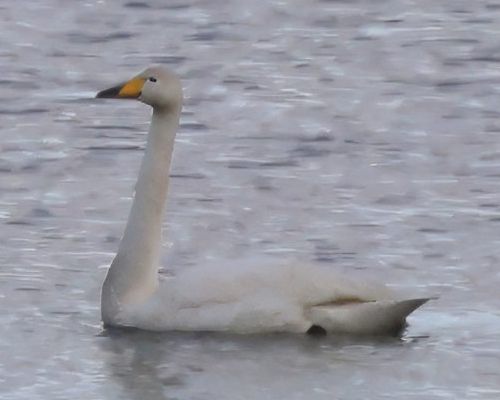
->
[95, 86, 122, 99]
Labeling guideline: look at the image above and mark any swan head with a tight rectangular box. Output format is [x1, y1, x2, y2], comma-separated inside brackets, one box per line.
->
[96, 65, 183, 111]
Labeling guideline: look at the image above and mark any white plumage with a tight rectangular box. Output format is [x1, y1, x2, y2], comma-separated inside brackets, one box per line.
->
[96, 66, 430, 335]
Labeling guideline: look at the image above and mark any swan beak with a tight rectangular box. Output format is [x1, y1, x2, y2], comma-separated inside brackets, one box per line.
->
[96, 77, 145, 99]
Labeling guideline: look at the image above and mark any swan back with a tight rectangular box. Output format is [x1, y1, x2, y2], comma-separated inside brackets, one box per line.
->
[118, 261, 427, 334]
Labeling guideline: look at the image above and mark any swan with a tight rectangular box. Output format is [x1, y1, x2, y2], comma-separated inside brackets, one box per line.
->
[95, 66, 431, 335]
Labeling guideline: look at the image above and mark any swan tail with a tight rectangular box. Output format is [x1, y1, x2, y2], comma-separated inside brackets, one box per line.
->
[307, 298, 431, 336]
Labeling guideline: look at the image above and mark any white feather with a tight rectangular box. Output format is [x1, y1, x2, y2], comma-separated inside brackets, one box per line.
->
[97, 66, 431, 335]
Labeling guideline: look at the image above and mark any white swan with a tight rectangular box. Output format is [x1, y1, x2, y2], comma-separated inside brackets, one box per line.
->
[96, 66, 430, 335]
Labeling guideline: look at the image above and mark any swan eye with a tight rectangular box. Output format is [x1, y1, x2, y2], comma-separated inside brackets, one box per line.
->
[148, 77, 157, 82]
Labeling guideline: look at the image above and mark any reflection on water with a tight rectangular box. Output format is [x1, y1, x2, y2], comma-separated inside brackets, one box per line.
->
[99, 329, 414, 400]
[1, 0, 500, 399]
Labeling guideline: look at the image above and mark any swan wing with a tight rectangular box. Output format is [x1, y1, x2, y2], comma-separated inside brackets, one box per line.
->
[127, 262, 431, 334]
[307, 298, 431, 335]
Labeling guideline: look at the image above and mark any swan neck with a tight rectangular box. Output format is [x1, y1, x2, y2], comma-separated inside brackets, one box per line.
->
[103, 106, 180, 313]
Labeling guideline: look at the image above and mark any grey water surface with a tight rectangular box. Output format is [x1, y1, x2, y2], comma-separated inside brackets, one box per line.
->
[1, 0, 500, 399]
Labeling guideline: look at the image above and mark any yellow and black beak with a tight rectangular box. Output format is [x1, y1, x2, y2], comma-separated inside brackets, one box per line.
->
[96, 77, 145, 99]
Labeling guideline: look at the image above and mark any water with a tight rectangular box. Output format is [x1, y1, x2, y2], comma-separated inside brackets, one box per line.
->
[1, 0, 500, 398]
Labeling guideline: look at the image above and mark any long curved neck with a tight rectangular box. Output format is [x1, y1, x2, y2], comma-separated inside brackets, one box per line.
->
[105, 106, 180, 306]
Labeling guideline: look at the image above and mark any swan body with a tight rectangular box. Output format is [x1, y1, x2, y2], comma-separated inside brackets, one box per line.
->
[96, 66, 430, 335]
